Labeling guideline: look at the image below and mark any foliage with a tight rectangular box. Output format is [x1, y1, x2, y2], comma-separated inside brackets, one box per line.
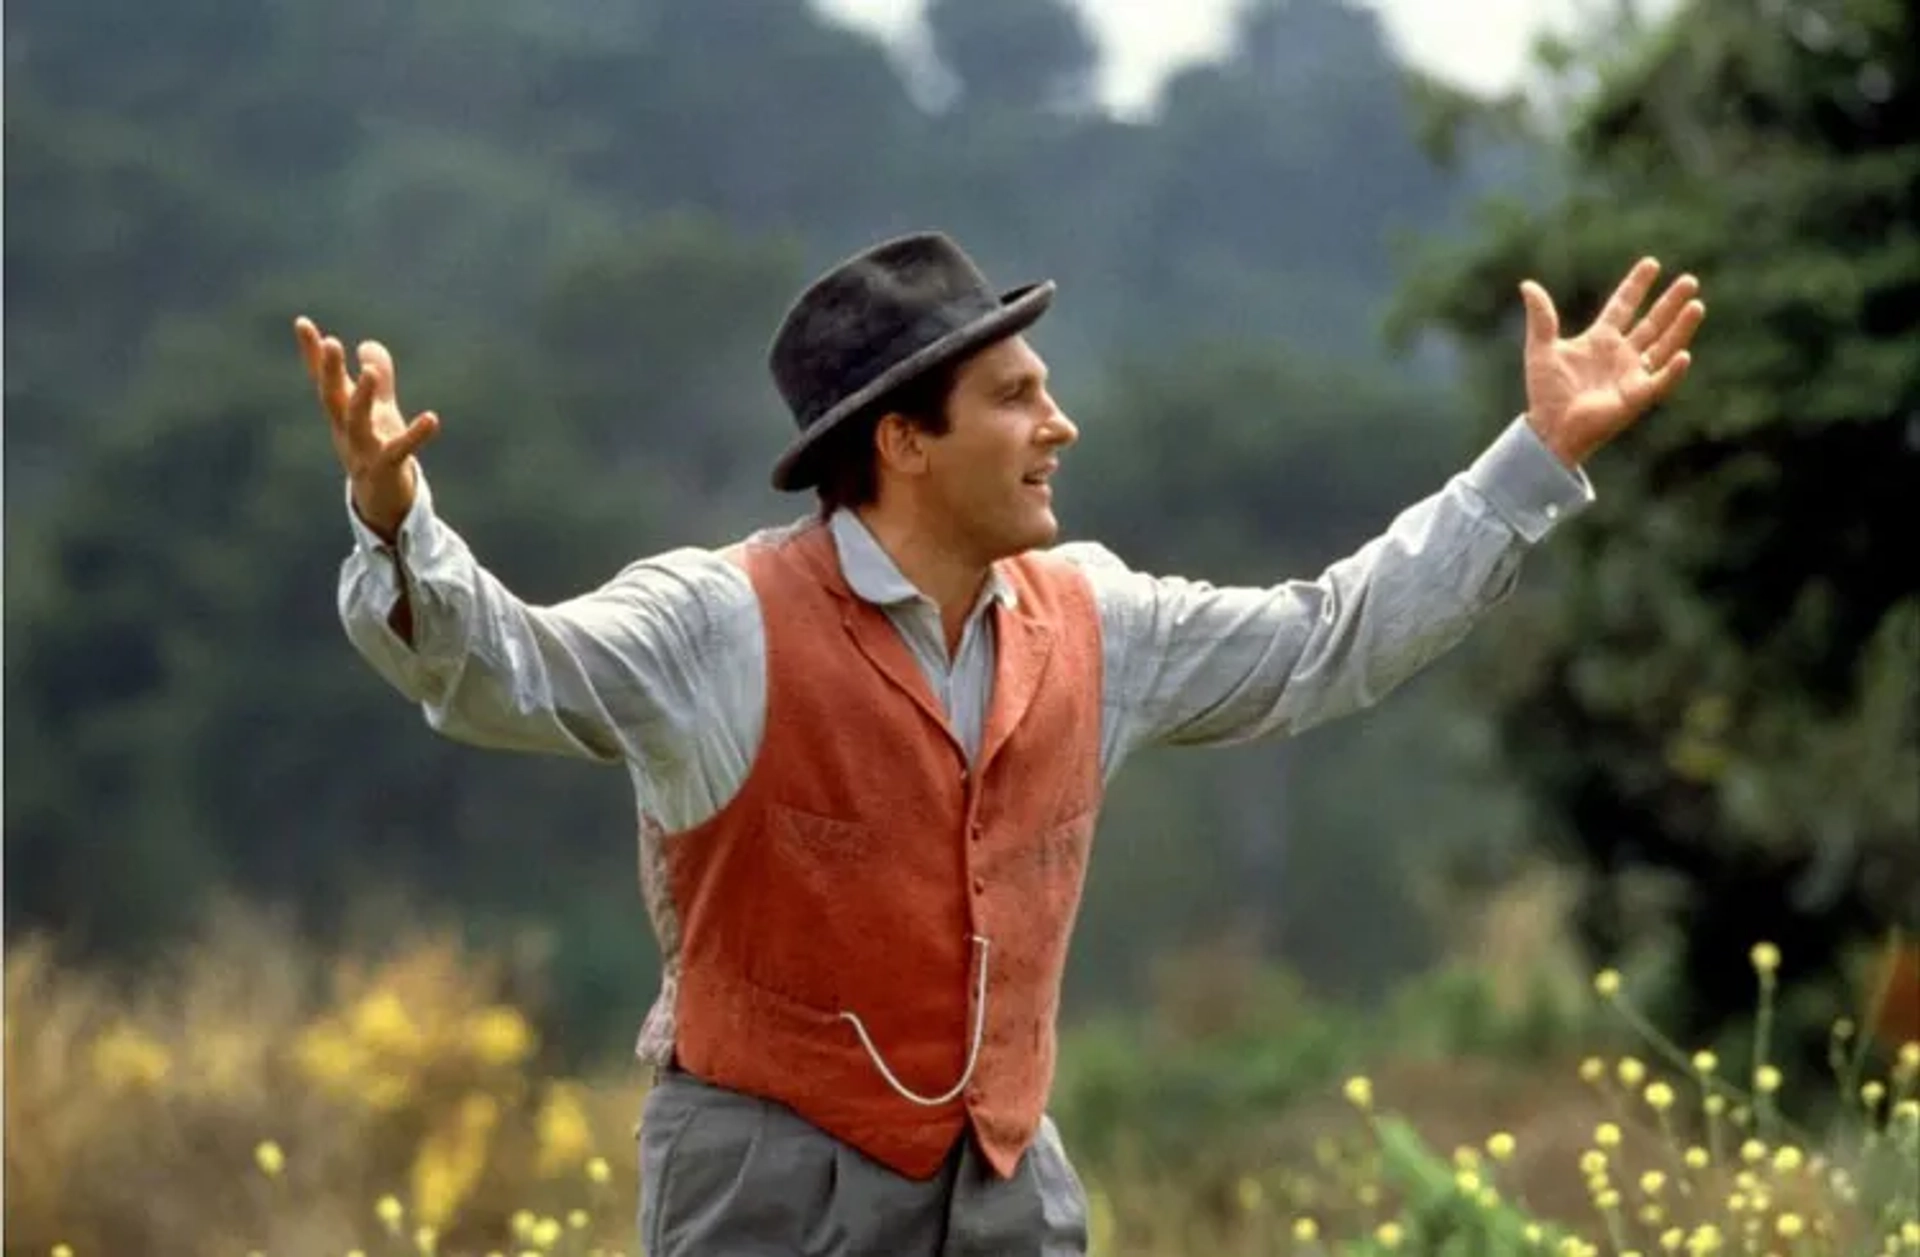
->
[1389, 0, 1920, 1043]
[10, 906, 1916, 1256]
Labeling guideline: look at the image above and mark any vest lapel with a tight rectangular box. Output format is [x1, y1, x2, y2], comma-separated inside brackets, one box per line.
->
[978, 602, 1055, 777]
[839, 604, 967, 761]
[790, 522, 968, 762]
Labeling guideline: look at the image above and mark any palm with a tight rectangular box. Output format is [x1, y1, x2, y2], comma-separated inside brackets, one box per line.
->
[1520, 258, 1705, 467]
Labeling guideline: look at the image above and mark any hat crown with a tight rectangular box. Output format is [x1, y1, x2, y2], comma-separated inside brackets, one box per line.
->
[769, 232, 1001, 433]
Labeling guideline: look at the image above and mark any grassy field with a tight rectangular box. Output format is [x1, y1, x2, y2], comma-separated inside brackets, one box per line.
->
[6, 899, 1916, 1256]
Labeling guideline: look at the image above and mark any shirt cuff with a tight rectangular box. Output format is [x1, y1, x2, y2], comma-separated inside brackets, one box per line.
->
[1462, 414, 1596, 543]
[344, 470, 440, 561]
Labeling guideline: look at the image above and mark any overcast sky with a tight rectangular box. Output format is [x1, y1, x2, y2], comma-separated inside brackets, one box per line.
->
[816, 0, 1670, 114]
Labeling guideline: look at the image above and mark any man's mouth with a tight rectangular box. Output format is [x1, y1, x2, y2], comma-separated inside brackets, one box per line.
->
[1021, 462, 1058, 487]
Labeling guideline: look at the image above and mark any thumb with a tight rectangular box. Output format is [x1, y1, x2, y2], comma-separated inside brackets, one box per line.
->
[1520, 281, 1559, 351]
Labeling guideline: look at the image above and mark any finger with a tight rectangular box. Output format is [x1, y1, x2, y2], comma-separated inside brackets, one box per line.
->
[1598, 257, 1661, 333]
[1643, 299, 1705, 370]
[1625, 350, 1691, 410]
[320, 337, 355, 427]
[1627, 274, 1700, 350]
[358, 340, 398, 403]
[294, 317, 325, 384]
[345, 357, 381, 443]
[383, 411, 441, 463]
[1520, 280, 1560, 350]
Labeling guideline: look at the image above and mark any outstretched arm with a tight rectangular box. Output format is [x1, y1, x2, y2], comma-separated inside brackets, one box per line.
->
[300, 318, 752, 769]
[1079, 258, 1704, 768]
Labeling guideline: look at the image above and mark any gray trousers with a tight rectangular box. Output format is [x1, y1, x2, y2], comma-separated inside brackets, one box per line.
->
[638, 1065, 1090, 1256]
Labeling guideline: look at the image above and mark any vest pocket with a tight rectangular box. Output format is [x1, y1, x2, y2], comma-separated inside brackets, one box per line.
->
[768, 803, 880, 860]
[746, 804, 884, 1009]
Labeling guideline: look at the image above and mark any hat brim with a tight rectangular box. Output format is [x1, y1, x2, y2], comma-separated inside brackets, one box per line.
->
[769, 280, 1056, 493]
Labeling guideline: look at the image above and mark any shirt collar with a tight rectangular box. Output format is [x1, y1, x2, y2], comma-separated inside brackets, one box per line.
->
[827, 508, 1018, 613]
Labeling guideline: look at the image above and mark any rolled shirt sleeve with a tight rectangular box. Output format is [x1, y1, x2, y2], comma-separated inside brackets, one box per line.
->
[1065, 415, 1595, 770]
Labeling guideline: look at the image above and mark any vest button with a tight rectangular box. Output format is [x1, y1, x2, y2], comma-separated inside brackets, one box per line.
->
[972, 875, 986, 895]
[970, 821, 984, 842]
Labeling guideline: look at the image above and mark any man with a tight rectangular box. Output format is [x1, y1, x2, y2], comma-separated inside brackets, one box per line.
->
[296, 231, 1702, 1255]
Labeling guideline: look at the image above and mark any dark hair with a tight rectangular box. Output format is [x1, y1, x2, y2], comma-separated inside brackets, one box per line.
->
[813, 361, 959, 518]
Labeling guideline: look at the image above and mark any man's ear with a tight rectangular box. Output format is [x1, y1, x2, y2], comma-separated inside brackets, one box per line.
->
[874, 412, 932, 477]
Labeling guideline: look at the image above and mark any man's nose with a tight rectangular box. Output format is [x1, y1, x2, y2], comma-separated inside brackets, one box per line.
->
[1042, 402, 1079, 446]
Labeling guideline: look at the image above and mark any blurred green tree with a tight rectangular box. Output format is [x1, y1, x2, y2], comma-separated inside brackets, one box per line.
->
[1391, 0, 1919, 1044]
[926, 0, 1100, 113]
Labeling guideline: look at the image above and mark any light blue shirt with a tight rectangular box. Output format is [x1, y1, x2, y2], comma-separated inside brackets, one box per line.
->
[336, 413, 1593, 1060]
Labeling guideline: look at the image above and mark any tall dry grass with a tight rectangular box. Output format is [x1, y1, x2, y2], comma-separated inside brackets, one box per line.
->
[6, 893, 1917, 1256]
[5, 904, 642, 1256]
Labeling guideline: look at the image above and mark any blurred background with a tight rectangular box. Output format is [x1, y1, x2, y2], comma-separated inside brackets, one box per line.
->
[5, 0, 1916, 1253]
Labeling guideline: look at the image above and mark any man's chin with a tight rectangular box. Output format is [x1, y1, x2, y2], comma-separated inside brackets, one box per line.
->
[1012, 510, 1060, 554]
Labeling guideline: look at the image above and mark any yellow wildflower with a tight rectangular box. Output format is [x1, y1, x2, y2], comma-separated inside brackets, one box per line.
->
[1292, 1217, 1319, 1242]
[1375, 1221, 1403, 1249]
[1596, 1122, 1622, 1148]
[532, 1217, 562, 1249]
[1863, 1081, 1887, 1108]
[413, 1091, 500, 1227]
[1660, 1226, 1684, 1251]
[1594, 969, 1623, 998]
[1581, 1149, 1609, 1176]
[351, 989, 426, 1058]
[1754, 1065, 1782, 1094]
[1749, 942, 1780, 977]
[1580, 1056, 1607, 1084]
[415, 1226, 438, 1255]
[1641, 1170, 1667, 1195]
[1775, 1213, 1803, 1238]
[1455, 1169, 1482, 1195]
[465, 1006, 536, 1069]
[1739, 1139, 1766, 1164]
[587, 1156, 612, 1185]
[1343, 1075, 1373, 1110]
[1684, 1146, 1710, 1170]
[52, 1246, 74, 1257]
[1618, 1057, 1647, 1087]
[1486, 1131, 1516, 1162]
[568, 1210, 589, 1230]
[1691, 1050, 1717, 1075]
[1771, 1146, 1803, 1173]
[90, 1022, 172, 1091]
[376, 1195, 406, 1234]
[1645, 1081, 1675, 1111]
[254, 1140, 285, 1177]
[535, 1083, 595, 1178]
[1898, 1042, 1920, 1073]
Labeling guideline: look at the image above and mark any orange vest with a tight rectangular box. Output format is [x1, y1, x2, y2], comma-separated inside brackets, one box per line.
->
[662, 520, 1106, 1180]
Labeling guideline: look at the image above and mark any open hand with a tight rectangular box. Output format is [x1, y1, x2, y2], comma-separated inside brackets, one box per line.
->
[1520, 258, 1705, 468]
[295, 317, 440, 540]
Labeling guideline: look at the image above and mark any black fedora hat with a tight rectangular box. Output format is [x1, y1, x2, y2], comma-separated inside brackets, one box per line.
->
[766, 232, 1055, 492]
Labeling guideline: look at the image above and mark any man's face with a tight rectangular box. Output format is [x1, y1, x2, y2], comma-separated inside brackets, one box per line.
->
[920, 335, 1078, 562]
